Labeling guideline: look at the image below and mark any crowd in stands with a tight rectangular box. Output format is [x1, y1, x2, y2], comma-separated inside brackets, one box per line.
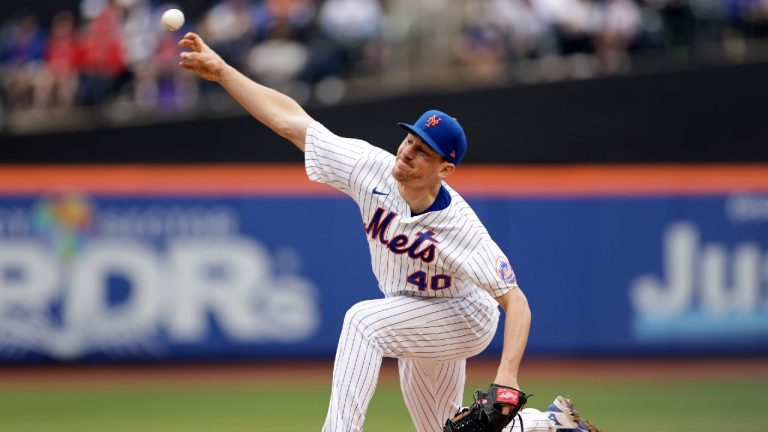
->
[2, 0, 768, 122]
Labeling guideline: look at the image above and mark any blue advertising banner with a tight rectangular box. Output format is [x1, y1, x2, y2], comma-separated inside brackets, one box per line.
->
[0, 195, 376, 361]
[0, 166, 766, 361]
[474, 193, 768, 355]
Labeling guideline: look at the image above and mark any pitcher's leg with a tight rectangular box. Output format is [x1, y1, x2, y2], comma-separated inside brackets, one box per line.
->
[323, 295, 498, 432]
[322, 301, 385, 432]
[399, 358, 466, 432]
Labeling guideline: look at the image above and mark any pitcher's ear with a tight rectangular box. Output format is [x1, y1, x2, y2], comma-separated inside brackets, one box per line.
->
[439, 162, 456, 179]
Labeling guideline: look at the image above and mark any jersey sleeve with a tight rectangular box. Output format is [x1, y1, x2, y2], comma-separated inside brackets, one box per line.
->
[463, 239, 520, 297]
[305, 121, 375, 196]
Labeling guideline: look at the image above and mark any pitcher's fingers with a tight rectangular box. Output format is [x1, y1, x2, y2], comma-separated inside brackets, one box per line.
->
[177, 33, 198, 51]
[179, 51, 204, 62]
[183, 32, 205, 51]
[178, 38, 196, 50]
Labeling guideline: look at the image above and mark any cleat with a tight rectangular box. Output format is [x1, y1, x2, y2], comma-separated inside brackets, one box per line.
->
[543, 396, 602, 432]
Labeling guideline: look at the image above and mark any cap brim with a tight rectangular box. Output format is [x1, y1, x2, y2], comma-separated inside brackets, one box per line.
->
[397, 122, 448, 160]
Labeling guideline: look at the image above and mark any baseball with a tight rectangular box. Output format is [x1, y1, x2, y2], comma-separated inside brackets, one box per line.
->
[161, 8, 185, 32]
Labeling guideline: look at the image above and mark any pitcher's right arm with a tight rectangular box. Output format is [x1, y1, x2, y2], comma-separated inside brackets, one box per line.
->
[178, 32, 313, 151]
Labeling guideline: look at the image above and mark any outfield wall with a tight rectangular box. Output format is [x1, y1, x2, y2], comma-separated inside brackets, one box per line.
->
[0, 165, 767, 362]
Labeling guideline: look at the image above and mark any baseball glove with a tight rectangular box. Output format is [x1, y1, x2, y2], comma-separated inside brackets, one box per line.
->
[443, 384, 528, 432]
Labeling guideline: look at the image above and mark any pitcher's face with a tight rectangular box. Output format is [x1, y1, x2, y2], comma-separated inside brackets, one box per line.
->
[392, 134, 448, 185]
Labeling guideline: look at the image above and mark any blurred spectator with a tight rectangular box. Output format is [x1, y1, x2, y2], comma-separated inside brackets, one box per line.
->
[594, 0, 642, 74]
[200, 0, 254, 70]
[316, 0, 383, 74]
[244, 0, 315, 88]
[318, 0, 382, 43]
[246, 24, 309, 87]
[456, 0, 509, 83]
[1, 13, 46, 109]
[77, 3, 128, 105]
[152, 31, 198, 112]
[554, 0, 602, 56]
[384, 0, 463, 80]
[122, 0, 160, 78]
[506, 0, 558, 60]
[251, 0, 315, 43]
[38, 11, 80, 108]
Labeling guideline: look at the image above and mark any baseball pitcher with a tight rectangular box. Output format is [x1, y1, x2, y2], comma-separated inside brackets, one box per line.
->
[177, 32, 599, 432]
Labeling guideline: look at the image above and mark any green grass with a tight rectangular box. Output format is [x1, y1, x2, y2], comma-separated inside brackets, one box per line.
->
[1, 377, 766, 431]
[497, 378, 768, 432]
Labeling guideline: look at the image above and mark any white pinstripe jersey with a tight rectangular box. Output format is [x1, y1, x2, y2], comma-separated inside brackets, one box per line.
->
[305, 121, 519, 300]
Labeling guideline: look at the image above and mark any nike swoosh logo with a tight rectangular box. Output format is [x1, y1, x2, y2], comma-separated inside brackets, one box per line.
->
[372, 188, 389, 196]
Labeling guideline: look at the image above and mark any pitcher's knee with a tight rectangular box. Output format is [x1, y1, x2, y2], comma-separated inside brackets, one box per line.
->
[342, 300, 380, 336]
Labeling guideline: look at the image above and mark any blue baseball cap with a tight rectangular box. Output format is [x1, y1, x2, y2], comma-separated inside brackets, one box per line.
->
[398, 109, 467, 165]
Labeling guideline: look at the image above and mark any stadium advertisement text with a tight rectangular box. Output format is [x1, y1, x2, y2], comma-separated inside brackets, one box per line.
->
[0, 166, 766, 361]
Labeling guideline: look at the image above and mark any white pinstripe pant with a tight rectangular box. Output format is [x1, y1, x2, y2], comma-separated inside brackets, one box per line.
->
[322, 294, 500, 432]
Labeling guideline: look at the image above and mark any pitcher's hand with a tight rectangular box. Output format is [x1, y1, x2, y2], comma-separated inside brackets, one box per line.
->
[178, 32, 227, 82]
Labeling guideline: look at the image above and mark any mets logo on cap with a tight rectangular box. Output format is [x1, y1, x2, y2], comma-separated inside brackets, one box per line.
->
[496, 257, 516, 285]
[425, 114, 443, 128]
